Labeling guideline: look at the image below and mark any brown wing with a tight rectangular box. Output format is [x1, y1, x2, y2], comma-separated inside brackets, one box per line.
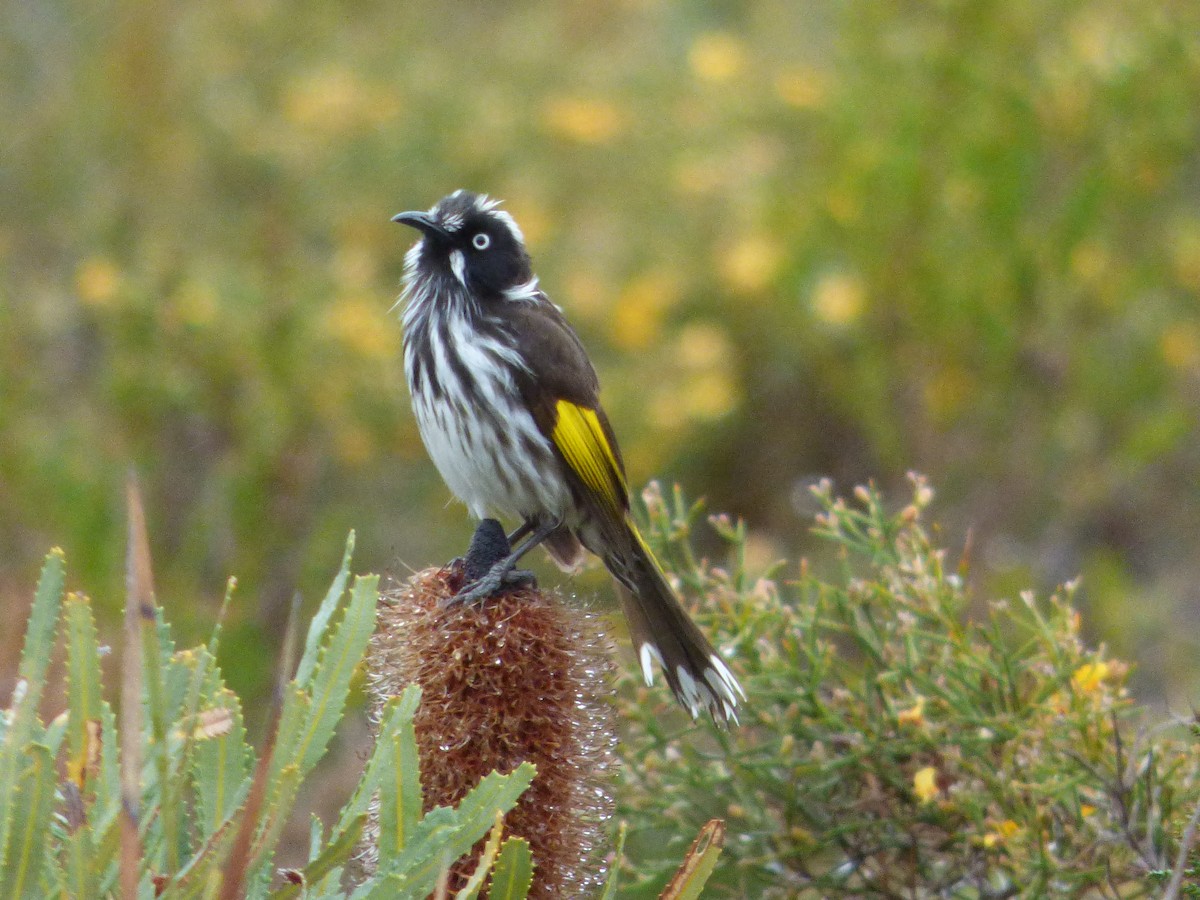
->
[502, 298, 629, 499]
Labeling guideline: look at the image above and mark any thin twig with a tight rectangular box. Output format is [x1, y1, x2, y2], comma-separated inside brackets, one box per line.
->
[1162, 793, 1200, 900]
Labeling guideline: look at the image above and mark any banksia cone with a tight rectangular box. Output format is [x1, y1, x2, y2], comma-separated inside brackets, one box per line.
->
[366, 520, 618, 896]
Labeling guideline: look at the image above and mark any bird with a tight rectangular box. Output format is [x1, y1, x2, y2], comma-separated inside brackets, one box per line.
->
[392, 189, 744, 724]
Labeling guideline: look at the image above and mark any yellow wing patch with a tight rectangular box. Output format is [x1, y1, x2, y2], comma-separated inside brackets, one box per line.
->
[551, 400, 627, 512]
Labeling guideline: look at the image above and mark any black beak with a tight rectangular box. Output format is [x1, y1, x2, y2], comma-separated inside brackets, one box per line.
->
[391, 210, 449, 239]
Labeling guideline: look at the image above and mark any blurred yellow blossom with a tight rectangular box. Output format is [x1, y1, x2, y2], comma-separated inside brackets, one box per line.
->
[979, 819, 1021, 848]
[563, 270, 609, 322]
[682, 370, 738, 421]
[76, 256, 122, 308]
[897, 695, 926, 727]
[1080, 804, 1096, 817]
[924, 364, 975, 422]
[775, 67, 827, 109]
[811, 271, 866, 326]
[333, 242, 379, 290]
[325, 295, 394, 360]
[284, 67, 400, 134]
[825, 186, 863, 225]
[1170, 222, 1200, 290]
[913, 766, 940, 803]
[689, 32, 746, 84]
[335, 424, 374, 467]
[1160, 322, 1200, 371]
[611, 270, 683, 350]
[1071, 661, 1110, 694]
[166, 280, 219, 330]
[541, 97, 625, 145]
[718, 234, 785, 294]
[1070, 239, 1111, 285]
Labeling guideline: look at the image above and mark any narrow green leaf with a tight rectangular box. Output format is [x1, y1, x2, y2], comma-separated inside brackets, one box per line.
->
[273, 814, 367, 900]
[0, 550, 65, 871]
[193, 685, 252, 840]
[659, 819, 725, 900]
[0, 744, 56, 899]
[455, 813, 504, 900]
[291, 574, 379, 778]
[63, 593, 104, 793]
[63, 824, 100, 900]
[377, 685, 423, 859]
[296, 531, 356, 688]
[12, 549, 65, 706]
[358, 763, 536, 900]
[446, 763, 536, 846]
[597, 820, 626, 900]
[160, 799, 245, 900]
[486, 838, 533, 900]
[246, 761, 303, 887]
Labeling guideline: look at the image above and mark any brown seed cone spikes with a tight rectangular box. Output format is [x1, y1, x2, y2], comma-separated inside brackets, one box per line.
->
[365, 520, 618, 897]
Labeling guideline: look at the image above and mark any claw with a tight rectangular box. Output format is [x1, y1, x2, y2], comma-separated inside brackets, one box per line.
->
[447, 562, 537, 606]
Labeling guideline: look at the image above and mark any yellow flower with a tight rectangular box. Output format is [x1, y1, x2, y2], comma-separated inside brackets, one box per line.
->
[718, 234, 785, 294]
[913, 766, 939, 803]
[325, 295, 393, 360]
[897, 696, 926, 727]
[1160, 322, 1200, 371]
[811, 271, 866, 326]
[541, 97, 624, 145]
[775, 67, 827, 109]
[610, 270, 683, 350]
[1071, 661, 1110, 694]
[689, 32, 746, 83]
[979, 819, 1021, 848]
[1080, 804, 1096, 817]
[76, 256, 122, 308]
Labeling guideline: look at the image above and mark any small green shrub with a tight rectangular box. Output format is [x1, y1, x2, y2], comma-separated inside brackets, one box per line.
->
[617, 476, 1200, 897]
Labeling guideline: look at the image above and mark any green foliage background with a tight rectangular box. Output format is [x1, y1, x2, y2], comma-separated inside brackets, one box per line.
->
[2, 0, 1199, 700]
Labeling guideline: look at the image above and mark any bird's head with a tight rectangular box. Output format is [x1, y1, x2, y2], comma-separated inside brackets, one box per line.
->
[393, 191, 534, 300]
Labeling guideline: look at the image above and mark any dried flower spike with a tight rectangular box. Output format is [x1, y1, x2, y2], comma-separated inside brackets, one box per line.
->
[367, 522, 617, 897]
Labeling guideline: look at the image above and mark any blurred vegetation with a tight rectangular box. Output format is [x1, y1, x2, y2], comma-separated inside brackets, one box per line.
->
[1, 0, 1199, 706]
[615, 478, 1200, 897]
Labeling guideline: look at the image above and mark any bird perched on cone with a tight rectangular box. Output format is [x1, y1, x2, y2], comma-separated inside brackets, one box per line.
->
[392, 190, 744, 724]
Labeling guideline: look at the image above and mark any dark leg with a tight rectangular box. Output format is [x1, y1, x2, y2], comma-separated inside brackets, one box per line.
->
[506, 519, 534, 546]
[450, 518, 561, 605]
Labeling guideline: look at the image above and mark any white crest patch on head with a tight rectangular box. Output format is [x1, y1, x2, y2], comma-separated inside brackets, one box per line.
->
[473, 194, 526, 245]
[449, 249, 467, 286]
[502, 276, 540, 303]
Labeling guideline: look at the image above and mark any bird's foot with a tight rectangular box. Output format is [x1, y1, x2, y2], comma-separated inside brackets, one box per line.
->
[448, 563, 537, 606]
[443, 518, 538, 605]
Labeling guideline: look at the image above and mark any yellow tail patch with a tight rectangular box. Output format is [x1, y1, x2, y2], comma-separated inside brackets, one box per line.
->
[551, 400, 627, 512]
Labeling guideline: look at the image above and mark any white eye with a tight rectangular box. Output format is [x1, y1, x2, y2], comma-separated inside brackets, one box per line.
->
[472, 232, 491, 250]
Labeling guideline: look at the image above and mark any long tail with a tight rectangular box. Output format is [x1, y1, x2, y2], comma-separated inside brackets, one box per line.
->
[604, 520, 744, 725]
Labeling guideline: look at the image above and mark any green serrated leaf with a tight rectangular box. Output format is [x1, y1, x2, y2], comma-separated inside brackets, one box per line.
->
[358, 763, 536, 900]
[0, 744, 56, 899]
[161, 801, 245, 900]
[63, 593, 103, 793]
[0, 550, 65, 871]
[377, 685, 423, 859]
[246, 761, 303, 888]
[291, 574, 379, 778]
[486, 838, 533, 900]
[597, 821, 626, 900]
[296, 531, 356, 688]
[455, 813, 504, 900]
[193, 684, 252, 840]
[63, 822, 100, 900]
[659, 820, 724, 900]
[274, 813, 367, 900]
